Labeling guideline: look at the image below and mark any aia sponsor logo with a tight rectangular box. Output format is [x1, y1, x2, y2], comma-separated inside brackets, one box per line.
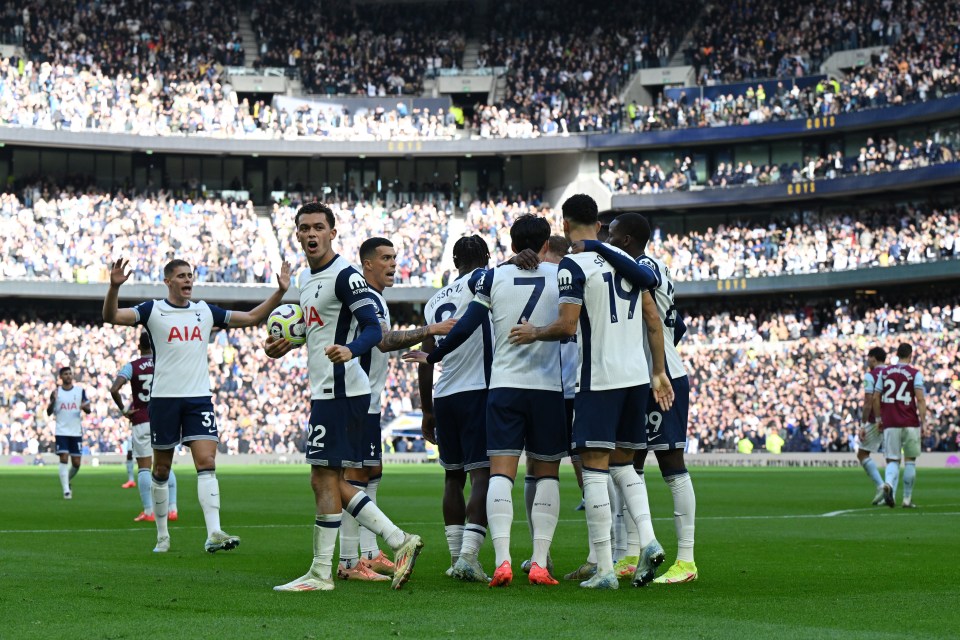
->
[305, 306, 325, 327]
[167, 326, 203, 342]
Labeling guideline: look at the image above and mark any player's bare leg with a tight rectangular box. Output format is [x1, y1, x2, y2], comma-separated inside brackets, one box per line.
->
[442, 469, 467, 574]
[339, 473, 423, 589]
[652, 449, 698, 584]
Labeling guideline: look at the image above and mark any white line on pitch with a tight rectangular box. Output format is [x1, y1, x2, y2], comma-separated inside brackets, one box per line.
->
[3, 508, 960, 535]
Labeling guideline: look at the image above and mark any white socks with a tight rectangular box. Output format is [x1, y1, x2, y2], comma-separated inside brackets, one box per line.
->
[531, 477, 560, 567]
[360, 475, 381, 559]
[59, 462, 70, 493]
[138, 468, 153, 514]
[903, 462, 916, 502]
[582, 468, 613, 573]
[197, 470, 222, 537]
[349, 491, 405, 549]
[611, 464, 656, 548]
[152, 475, 169, 538]
[885, 460, 900, 494]
[861, 458, 883, 488]
[339, 481, 365, 568]
[445, 524, 465, 565]
[608, 475, 626, 561]
[486, 474, 514, 567]
[524, 475, 536, 541]
[167, 469, 178, 512]
[460, 524, 486, 562]
[312, 514, 341, 580]
[665, 471, 696, 563]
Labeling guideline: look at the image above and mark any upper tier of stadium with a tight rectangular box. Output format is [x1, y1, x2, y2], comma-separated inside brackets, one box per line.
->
[0, 0, 956, 143]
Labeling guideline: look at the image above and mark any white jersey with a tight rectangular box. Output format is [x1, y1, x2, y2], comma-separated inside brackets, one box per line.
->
[557, 247, 654, 392]
[561, 337, 578, 399]
[54, 386, 87, 436]
[133, 299, 230, 397]
[474, 264, 562, 392]
[298, 256, 380, 400]
[365, 289, 390, 414]
[423, 268, 491, 398]
[639, 254, 688, 379]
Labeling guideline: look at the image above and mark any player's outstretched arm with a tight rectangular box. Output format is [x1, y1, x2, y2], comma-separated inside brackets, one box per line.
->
[579, 240, 660, 290]
[642, 292, 674, 411]
[229, 261, 292, 328]
[102, 258, 138, 326]
[378, 317, 456, 353]
[509, 303, 579, 345]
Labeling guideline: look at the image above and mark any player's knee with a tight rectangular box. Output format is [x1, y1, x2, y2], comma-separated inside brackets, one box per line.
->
[445, 469, 467, 488]
[655, 449, 685, 475]
[152, 464, 171, 481]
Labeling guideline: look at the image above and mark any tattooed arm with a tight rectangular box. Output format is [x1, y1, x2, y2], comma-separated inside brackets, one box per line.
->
[377, 317, 456, 353]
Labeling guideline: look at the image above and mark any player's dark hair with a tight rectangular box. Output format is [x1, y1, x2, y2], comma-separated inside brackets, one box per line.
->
[163, 259, 191, 278]
[295, 202, 335, 228]
[561, 193, 598, 227]
[452, 235, 490, 271]
[867, 346, 886, 363]
[613, 212, 652, 250]
[510, 214, 551, 254]
[896, 343, 912, 359]
[139, 332, 151, 351]
[58, 366, 71, 375]
[547, 234, 570, 256]
[598, 224, 610, 243]
[359, 237, 394, 263]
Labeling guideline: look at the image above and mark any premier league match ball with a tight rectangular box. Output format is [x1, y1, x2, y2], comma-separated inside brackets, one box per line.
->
[267, 304, 306, 345]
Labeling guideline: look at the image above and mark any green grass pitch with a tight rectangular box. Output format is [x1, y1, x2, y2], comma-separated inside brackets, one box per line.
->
[1, 464, 957, 639]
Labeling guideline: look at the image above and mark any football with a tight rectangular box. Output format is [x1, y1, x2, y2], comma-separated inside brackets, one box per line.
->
[267, 304, 306, 345]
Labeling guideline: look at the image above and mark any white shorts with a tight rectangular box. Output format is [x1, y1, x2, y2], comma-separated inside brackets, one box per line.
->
[131, 422, 153, 459]
[883, 427, 921, 460]
[859, 423, 882, 453]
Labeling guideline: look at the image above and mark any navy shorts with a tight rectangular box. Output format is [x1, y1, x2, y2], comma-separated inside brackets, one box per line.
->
[55, 435, 82, 456]
[148, 397, 218, 450]
[572, 384, 650, 451]
[307, 395, 370, 469]
[487, 388, 568, 461]
[646, 376, 689, 451]
[434, 389, 489, 471]
[364, 412, 382, 467]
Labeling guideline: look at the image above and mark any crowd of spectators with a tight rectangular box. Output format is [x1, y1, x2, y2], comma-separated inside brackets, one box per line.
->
[472, 0, 699, 137]
[0, 183, 272, 283]
[253, 0, 468, 96]
[685, 328, 960, 455]
[603, 131, 957, 194]
[645, 205, 959, 282]
[685, 0, 959, 87]
[273, 198, 451, 286]
[2, 296, 957, 457]
[0, 317, 422, 457]
[461, 195, 562, 266]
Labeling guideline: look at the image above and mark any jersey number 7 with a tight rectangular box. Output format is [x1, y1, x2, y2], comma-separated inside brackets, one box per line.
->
[514, 277, 545, 324]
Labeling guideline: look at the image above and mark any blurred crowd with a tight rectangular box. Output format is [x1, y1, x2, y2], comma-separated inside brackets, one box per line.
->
[603, 132, 957, 194]
[461, 196, 562, 266]
[646, 206, 960, 282]
[253, 0, 468, 96]
[0, 184, 272, 283]
[2, 296, 957, 456]
[0, 0, 954, 139]
[273, 198, 451, 286]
